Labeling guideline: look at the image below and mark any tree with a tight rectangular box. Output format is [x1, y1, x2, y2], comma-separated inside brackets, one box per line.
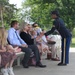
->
[21, 0, 56, 29]
[0, 0, 18, 28]
[0, 0, 9, 27]
[59, 0, 75, 31]
[21, 0, 75, 31]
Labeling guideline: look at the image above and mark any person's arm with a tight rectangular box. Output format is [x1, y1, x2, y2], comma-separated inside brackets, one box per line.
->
[0, 50, 6, 52]
[44, 26, 56, 36]
[19, 36, 27, 45]
[20, 32, 34, 44]
[0, 46, 6, 52]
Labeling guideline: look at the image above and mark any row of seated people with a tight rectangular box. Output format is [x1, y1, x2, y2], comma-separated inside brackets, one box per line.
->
[8, 21, 61, 62]
[21, 22, 61, 61]
[0, 20, 61, 75]
[0, 21, 46, 75]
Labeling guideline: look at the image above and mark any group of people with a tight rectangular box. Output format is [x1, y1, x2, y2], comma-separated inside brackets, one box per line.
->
[0, 10, 72, 75]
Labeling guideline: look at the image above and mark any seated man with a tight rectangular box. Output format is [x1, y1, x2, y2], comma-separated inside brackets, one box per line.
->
[7, 20, 46, 68]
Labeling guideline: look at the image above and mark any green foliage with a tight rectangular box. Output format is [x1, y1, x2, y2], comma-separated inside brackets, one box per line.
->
[59, 0, 75, 31]
[21, 0, 75, 31]
[72, 28, 75, 37]
[0, 0, 18, 28]
[21, 0, 56, 29]
[71, 37, 75, 47]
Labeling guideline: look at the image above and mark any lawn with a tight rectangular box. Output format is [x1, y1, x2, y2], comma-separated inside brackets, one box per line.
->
[71, 37, 75, 47]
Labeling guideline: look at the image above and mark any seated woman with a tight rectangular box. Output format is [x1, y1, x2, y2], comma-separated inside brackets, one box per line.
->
[20, 23, 50, 58]
[35, 34, 50, 55]
[31, 28, 50, 55]
[20, 23, 44, 65]
[0, 27, 20, 75]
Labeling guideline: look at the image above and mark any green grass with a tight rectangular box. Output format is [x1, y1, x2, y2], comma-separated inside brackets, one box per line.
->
[71, 37, 75, 47]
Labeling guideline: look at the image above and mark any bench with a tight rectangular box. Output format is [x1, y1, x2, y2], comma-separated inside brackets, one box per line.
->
[15, 52, 25, 66]
[7, 39, 25, 66]
[0, 52, 25, 75]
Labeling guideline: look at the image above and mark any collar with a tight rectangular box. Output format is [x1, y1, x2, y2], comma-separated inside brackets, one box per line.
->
[11, 28, 16, 32]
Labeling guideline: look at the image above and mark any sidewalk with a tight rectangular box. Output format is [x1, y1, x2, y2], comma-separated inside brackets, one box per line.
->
[70, 47, 75, 52]
[14, 48, 75, 75]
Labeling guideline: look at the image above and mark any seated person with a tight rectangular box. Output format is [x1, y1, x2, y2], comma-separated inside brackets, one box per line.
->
[8, 20, 46, 68]
[20, 23, 50, 56]
[32, 23, 42, 35]
[0, 27, 16, 75]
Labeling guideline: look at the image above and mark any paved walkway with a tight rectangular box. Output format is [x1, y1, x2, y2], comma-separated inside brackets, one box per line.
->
[14, 48, 75, 75]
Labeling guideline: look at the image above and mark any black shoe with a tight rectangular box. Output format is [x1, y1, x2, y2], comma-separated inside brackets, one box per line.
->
[23, 64, 29, 68]
[58, 62, 67, 66]
[22, 61, 29, 68]
[58, 62, 62, 65]
[36, 62, 46, 68]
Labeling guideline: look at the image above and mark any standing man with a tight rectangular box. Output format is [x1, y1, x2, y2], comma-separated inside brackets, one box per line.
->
[44, 10, 72, 66]
[8, 20, 46, 68]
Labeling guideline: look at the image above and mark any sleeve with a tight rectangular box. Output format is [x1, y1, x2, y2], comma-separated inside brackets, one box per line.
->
[20, 32, 34, 44]
[19, 37, 27, 45]
[53, 20, 59, 29]
[44, 27, 56, 36]
[16, 32, 27, 45]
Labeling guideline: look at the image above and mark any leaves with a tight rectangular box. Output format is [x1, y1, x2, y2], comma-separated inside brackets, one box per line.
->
[0, 0, 18, 28]
[20, 0, 75, 31]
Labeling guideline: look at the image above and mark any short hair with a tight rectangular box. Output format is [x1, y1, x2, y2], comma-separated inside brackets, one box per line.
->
[11, 20, 18, 27]
[32, 23, 38, 27]
[51, 10, 60, 17]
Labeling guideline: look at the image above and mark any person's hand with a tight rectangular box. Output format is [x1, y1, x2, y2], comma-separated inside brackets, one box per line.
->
[35, 32, 44, 41]
[31, 36, 34, 39]
[7, 49, 14, 53]
[14, 47, 21, 53]
[1, 46, 7, 52]
[21, 44, 28, 48]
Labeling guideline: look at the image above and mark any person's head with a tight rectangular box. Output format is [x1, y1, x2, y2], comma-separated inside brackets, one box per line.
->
[32, 23, 38, 28]
[51, 10, 60, 19]
[11, 20, 19, 30]
[0, 27, 7, 46]
[21, 22, 32, 32]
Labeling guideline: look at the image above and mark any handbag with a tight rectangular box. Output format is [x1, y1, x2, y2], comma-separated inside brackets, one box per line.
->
[47, 40, 56, 44]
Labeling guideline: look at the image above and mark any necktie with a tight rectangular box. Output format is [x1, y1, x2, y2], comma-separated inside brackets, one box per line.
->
[15, 31, 22, 44]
